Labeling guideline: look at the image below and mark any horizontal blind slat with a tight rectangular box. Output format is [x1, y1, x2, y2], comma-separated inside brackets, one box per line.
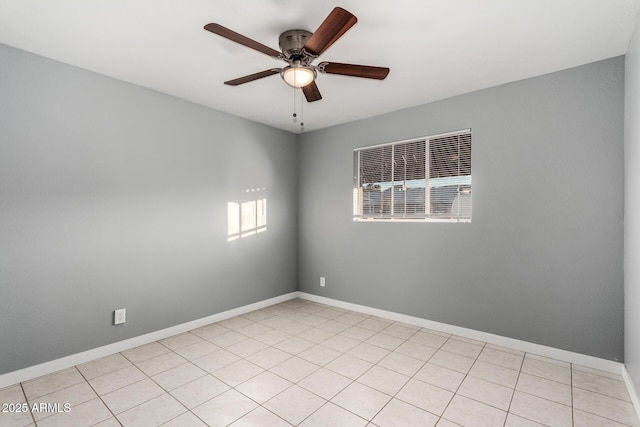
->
[355, 130, 471, 221]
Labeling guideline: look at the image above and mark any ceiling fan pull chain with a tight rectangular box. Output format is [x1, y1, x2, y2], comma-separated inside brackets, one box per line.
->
[292, 86, 297, 122]
[291, 87, 305, 131]
[300, 89, 305, 131]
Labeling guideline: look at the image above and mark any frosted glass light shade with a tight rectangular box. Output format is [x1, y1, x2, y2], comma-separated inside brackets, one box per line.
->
[281, 66, 315, 88]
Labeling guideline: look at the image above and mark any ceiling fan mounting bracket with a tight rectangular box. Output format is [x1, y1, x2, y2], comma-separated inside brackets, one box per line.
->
[279, 29, 314, 63]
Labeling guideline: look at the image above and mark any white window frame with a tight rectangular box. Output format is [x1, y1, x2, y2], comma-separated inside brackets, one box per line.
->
[353, 129, 472, 223]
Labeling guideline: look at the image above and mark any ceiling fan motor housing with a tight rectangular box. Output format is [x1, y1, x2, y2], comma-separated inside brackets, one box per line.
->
[279, 29, 313, 61]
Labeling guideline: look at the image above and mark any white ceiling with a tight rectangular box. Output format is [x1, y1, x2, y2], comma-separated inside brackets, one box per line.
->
[1, 0, 639, 133]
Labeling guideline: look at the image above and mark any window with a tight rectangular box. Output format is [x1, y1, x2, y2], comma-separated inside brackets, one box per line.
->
[353, 129, 471, 222]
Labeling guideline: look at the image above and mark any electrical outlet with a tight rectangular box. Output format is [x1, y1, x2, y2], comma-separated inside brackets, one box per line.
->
[320, 277, 326, 287]
[114, 308, 126, 325]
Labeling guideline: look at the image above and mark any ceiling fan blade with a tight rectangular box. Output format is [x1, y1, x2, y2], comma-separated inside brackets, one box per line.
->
[302, 81, 322, 102]
[303, 7, 357, 57]
[224, 69, 281, 86]
[319, 62, 390, 80]
[204, 23, 282, 58]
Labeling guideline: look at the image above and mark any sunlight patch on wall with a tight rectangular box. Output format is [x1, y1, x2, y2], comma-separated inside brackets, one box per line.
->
[227, 188, 267, 242]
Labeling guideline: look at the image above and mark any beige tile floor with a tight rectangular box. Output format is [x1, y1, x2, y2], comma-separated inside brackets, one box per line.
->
[1, 298, 639, 426]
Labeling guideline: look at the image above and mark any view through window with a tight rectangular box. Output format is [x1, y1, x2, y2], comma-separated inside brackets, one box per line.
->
[353, 130, 471, 222]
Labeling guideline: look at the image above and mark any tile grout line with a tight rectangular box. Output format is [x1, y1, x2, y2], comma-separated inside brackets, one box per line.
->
[18, 382, 37, 427]
[232, 327, 324, 424]
[89, 398, 123, 426]
[569, 376, 637, 427]
[245, 306, 333, 424]
[439, 338, 492, 425]
[100, 343, 201, 425]
[434, 335, 466, 423]
[324, 317, 437, 425]
[66, 366, 118, 426]
[140, 343, 208, 427]
[346, 325, 419, 425]
[282, 313, 406, 424]
[100, 355, 163, 424]
[162, 315, 289, 426]
[570, 362, 574, 427]
[503, 351, 526, 426]
[398, 329, 452, 424]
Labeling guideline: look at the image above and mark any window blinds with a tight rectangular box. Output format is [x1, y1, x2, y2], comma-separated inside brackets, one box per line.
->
[354, 129, 471, 222]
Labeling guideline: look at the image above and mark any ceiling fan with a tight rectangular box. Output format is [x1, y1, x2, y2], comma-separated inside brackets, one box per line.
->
[204, 7, 390, 102]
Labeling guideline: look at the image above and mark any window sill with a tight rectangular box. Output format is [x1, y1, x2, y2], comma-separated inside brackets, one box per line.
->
[353, 217, 471, 223]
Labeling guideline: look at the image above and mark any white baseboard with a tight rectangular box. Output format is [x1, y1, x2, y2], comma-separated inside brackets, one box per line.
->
[0, 292, 299, 389]
[1, 290, 629, 393]
[298, 292, 625, 375]
[623, 366, 640, 421]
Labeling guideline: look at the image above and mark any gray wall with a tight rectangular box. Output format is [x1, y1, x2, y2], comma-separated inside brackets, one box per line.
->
[0, 44, 298, 375]
[625, 21, 640, 386]
[298, 57, 624, 361]
[0, 40, 627, 375]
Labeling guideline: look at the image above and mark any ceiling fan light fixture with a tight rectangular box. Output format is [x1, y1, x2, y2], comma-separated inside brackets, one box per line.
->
[281, 65, 316, 88]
